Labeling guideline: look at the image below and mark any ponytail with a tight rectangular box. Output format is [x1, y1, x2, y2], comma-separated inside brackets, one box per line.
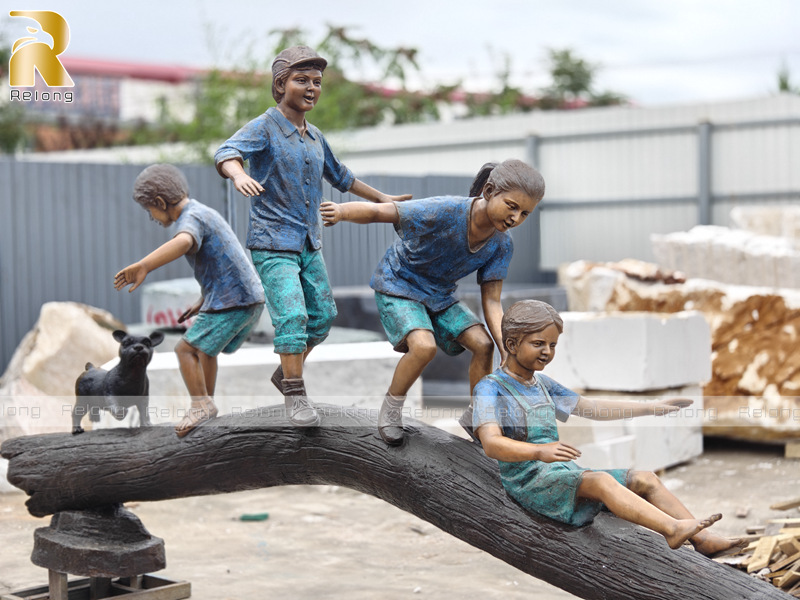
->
[469, 159, 545, 202]
[469, 162, 497, 197]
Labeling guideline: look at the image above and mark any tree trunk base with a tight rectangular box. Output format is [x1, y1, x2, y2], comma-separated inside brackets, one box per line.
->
[1, 404, 788, 600]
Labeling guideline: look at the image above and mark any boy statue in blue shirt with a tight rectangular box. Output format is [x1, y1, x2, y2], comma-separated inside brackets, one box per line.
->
[214, 46, 410, 427]
[115, 164, 266, 437]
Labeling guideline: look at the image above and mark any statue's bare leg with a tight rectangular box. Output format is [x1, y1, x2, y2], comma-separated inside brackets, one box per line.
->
[579, 471, 722, 550]
[627, 471, 743, 555]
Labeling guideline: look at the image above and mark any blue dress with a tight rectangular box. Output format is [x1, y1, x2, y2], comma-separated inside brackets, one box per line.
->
[473, 369, 630, 526]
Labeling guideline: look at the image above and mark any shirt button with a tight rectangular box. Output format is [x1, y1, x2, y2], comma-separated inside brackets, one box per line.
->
[305, 158, 311, 164]
[305, 200, 310, 206]
[305, 179, 310, 184]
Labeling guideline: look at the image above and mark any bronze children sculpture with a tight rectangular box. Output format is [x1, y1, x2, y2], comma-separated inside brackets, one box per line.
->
[115, 164, 265, 437]
[214, 45, 411, 428]
[321, 159, 544, 444]
[471, 299, 743, 556]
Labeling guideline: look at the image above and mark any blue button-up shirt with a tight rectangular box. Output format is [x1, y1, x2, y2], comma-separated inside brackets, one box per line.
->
[214, 107, 355, 252]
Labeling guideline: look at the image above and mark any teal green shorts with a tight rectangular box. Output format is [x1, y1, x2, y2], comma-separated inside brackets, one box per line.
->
[183, 303, 264, 357]
[251, 246, 337, 355]
[374, 293, 482, 356]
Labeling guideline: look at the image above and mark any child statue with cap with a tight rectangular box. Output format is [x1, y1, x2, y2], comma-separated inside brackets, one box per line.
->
[215, 46, 411, 427]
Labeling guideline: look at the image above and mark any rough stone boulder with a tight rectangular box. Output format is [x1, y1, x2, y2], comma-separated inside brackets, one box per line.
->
[0, 302, 124, 441]
[730, 205, 800, 239]
[560, 260, 800, 442]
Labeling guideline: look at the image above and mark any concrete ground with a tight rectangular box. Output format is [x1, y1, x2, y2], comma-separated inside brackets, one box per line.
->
[1, 437, 797, 600]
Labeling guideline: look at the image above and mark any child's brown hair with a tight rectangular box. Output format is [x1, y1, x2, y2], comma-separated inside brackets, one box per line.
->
[468, 159, 546, 202]
[501, 300, 563, 353]
[133, 164, 189, 207]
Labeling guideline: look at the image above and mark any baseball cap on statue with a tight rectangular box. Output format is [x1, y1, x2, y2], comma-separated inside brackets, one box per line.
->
[271, 46, 328, 78]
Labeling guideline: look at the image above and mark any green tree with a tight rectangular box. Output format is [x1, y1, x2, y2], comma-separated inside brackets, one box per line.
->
[0, 102, 27, 154]
[538, 48, 626, 109]
[0, 42, 9, 78]
[461, 47, 625, 117]
[40, 32, 627, 158]
[462, 53, 534, 118]
[150, 24, 448, 161]
[778, 61, 798, 94]
[0, 39, 28, 154]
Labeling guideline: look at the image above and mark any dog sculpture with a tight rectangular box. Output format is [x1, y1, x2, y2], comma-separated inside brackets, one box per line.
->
[72, 329, 164, 434]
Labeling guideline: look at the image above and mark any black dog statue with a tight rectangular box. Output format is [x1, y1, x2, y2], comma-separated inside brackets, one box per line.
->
[72, 329, 165, 434]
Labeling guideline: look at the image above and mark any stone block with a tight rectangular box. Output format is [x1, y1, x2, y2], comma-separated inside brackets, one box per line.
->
[557, 258, 800, 442]
[140, 277, 200, 330]
[650, 224, 800, 288]
[621, 387, 705, 471]
[559, 386, 704, 471]
[559, 262, 624, 313]
[684, 226, 722, 280]
[775, 251, 800, 289]
[650, 234, 673, 272]
[730, 205, 800, 239]
[97, 340, 420, 429]
[571, 435, 636, 471]
[140, 278, 273, 337]
[331, 285, 386, 334]
[544, 311, 711, 392]
[0, 458, 17, 493]
[557, 418, 627, 446]
[743, 239, 778, 288]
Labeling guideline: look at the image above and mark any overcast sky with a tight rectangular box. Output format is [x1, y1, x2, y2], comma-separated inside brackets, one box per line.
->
[3, 0, 799, 106]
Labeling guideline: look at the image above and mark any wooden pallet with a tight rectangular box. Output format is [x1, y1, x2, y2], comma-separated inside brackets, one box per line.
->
[715, 497, 800, 597]
[786, 441, 800, 459]
[1, 575, 190, 600]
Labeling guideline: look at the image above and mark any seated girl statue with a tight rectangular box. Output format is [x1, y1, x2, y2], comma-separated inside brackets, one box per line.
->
[472, 299, 742, 556]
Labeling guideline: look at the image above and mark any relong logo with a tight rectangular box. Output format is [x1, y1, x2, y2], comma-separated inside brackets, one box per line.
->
[9, 10, 74, 87]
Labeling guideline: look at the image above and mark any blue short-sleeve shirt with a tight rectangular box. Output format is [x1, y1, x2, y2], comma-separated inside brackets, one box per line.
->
[370, 196, 513, 312]
[473, 369, 580, 440]
[173, 200, 265, 312]
[214, 107, 355, 252]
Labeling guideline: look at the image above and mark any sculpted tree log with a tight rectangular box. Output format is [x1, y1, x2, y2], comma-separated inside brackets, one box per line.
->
[1, 406, 786, 600]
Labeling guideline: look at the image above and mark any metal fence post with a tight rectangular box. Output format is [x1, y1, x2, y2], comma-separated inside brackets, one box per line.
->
[225, 177, 234, 224]
[697, 121, 712, 226]
[524, 134, 544, 283]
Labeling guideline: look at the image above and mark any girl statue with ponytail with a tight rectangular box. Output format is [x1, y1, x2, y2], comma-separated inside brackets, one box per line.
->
[321, 159, 544, 445]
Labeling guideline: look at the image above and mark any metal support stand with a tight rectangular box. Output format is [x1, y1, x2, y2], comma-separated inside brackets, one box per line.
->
[2, 505, 190, 600]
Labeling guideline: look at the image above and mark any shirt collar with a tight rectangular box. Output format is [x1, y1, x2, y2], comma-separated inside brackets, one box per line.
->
[267, 107, 317, 140]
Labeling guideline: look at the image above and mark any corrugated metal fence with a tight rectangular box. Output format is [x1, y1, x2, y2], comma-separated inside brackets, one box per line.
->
[3, 106, 797, 371]
[333, 97, 800, 271]
[0, 162, 478, 371]
[533, 117, 800, 269]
